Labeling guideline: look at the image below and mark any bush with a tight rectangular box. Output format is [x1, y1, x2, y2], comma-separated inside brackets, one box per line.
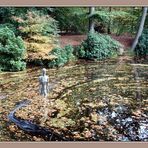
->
[48, 45, 75, 68]
[0, 23, 17, 34]
[0, 26, 26, 71]
[135, 29, 148, 59]
[75, 32, 122, 60]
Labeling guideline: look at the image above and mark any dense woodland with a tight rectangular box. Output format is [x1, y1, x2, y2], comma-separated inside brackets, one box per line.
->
[0, 7, 147, 71]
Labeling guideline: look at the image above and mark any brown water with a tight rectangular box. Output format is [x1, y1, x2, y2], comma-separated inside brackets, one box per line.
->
[0, 55, 148, 141]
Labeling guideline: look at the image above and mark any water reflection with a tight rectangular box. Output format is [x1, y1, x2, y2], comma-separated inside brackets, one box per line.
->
[0, 57, 148, 141]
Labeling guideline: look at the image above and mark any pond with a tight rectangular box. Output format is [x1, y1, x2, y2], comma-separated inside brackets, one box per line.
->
[0, 55, 148, 141]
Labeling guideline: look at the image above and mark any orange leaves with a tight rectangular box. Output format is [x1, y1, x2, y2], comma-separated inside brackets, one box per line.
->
[8, 125, 18, 133]
[24, 41, 57, 61]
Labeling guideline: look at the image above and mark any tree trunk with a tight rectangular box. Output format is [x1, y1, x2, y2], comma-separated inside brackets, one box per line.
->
[107, 7, 112, 34]
[89, 7, 95, 33]
[131, 7, 148, 51]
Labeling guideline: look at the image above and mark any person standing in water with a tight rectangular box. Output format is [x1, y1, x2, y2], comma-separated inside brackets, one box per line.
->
[39, 68, 49, 97]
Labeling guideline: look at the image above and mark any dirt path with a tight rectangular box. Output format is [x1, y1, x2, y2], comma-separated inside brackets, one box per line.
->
[59, 34, 134, 48]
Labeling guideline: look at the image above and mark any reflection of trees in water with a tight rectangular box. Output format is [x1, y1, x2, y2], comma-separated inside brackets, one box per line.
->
[1, 55, 148, 141]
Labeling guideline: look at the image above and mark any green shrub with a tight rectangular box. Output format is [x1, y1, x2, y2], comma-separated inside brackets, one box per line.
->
[75, 32, 122, 60]
[48, 45, 75, 68]
[0, 23, 17, 34]
[135, 29, 148, 58]
[0, 26, 26, 71]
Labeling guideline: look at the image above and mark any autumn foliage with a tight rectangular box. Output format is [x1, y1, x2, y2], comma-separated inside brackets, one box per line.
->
[12, 10, 59, 62]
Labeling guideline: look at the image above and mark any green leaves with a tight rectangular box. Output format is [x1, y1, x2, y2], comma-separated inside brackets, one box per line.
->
[53, 8, 88, 34]
[48, 45, 75, 68]
[89, 9, 138, 35]
[135, 29, 148, 58]
[0, 26, 26, 71]
[76, 32, 122, 60]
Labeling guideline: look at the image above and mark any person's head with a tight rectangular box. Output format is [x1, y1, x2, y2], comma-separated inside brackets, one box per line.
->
[42, 68, 46, 75]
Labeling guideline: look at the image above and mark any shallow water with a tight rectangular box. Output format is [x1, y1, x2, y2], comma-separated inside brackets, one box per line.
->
[0, 56, 148, 141]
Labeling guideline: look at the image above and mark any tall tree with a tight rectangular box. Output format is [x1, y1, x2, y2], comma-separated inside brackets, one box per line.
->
[131, 7, 148, 50]
[89, 7, 95, 33]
